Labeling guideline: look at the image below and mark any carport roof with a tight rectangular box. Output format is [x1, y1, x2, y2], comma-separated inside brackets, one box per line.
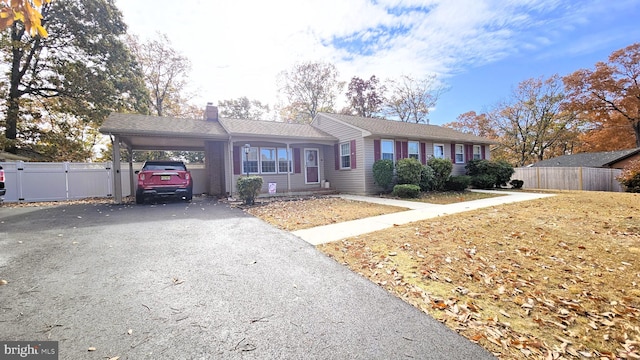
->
[101, 113, 228, 138]
[100, 113, 338, 150]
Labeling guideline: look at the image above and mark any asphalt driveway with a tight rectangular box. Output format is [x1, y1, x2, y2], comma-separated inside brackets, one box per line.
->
[0, 198, 494, 359]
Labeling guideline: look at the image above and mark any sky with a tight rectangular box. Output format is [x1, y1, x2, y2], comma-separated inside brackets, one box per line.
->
[114, 0, 640, 125]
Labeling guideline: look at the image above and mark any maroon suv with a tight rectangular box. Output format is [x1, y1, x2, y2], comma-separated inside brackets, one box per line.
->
[135, 161, 193, 204]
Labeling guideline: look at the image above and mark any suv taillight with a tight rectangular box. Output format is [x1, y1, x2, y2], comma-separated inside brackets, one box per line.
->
[185, 173, 190, 180]
[0, 168, 4, 182]
[139, 173, 145, 181]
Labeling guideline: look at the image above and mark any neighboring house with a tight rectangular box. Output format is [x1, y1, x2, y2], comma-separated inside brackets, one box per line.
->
[530, 148, 640, 169]
[100, 104, 494, 202]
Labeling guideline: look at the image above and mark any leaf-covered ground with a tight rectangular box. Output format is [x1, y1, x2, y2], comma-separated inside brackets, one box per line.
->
[246, 197, 408, 230]
[250, 191, 640, 359]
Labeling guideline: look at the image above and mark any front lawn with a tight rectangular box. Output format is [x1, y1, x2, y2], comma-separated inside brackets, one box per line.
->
[318, 191, 640, 359]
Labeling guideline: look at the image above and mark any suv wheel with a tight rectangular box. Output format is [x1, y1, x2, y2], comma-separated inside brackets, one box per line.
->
[184, 188, 193, 202]
[135, 190, 145, 204]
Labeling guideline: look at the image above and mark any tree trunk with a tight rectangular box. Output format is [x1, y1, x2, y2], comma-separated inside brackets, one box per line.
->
[634, 120, 640, 148]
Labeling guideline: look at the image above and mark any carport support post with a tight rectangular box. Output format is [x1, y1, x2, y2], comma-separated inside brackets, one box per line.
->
[112, 135, 123, 204]
[127, 149, 134, 198]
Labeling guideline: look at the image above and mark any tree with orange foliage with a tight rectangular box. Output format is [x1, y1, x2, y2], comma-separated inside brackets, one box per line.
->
[576, 112, 636, 152]
[444, 111, 496, 138]
[564, 43, 640, 148]
[0, 0, 50, 37]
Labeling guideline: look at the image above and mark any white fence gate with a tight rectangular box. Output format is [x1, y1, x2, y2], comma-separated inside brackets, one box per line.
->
[0, 161, 207, 203]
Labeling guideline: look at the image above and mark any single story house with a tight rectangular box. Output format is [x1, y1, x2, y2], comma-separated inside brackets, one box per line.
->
[530, 148, 640, 169]
[100, 104, 494, 202]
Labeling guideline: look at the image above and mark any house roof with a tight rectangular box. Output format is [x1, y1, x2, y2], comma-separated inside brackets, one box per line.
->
[101, 113, 228, 139]
[218, 117, 335, 142]
[316, 113, 495, 143]
[530, 148, 640, 168]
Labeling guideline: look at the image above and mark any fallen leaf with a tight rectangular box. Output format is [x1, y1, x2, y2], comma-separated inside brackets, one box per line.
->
[127, 329, 133, 335]
[0, 280, 7, 286]
[88, 347, 96, 351]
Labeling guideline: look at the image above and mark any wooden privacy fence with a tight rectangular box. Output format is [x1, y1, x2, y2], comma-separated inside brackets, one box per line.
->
[0, 161, 207, 203]
[513, 167, 624, 192]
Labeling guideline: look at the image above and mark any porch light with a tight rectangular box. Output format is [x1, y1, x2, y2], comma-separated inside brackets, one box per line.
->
[243, 144, 251, 177]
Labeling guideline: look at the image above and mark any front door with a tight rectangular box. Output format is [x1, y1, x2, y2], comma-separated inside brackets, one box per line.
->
[304, 148, 319, 184]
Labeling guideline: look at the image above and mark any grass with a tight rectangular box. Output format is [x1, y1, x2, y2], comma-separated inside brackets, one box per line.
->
[249, 190, 640, 359]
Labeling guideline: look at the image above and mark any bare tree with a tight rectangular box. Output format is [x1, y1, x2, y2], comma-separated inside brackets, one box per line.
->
[277, 61, 342, 123]
[218, 97, 269, 120]
[384, 74, 447, 124]
[127, 33, 192, 117]
[490, 75, 578, 166]
[345, 75, 385, 117]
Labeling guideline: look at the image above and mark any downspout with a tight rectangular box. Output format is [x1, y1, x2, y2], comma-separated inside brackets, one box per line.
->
[228, 136, 234, 197]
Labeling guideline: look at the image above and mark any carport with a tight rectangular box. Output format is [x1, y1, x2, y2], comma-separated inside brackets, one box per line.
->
[100, 104, 338, 203]
[100, 105, 229, 203]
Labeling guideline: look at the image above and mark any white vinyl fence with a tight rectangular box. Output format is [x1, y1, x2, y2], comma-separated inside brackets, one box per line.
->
[0, 161, 207, 203]
[513, 167, 624, 192]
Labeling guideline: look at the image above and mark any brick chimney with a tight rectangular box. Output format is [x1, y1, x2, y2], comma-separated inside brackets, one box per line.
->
[204, 102, 218, 121]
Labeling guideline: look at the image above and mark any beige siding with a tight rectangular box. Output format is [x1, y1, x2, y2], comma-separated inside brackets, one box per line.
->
[230, 142, 327, 194]
[314, 115, 367, 194]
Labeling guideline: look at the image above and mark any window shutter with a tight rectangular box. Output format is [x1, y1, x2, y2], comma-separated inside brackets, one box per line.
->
[395, 141, 402, 160]
[233, 146, 241, 175]
[294, 148, 301, 173]
[374, 139, 381, 161]
[466, 144, 473, 162]
[350, 140, 357, 169]
[334, 144, 340, 170]
[420, 142, 427, 164]
[451, 143, 456, 161]
[402, 141, 408, 159]
[481, 145, 486, 160]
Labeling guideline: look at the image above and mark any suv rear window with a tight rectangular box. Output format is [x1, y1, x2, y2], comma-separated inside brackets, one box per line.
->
[142, 163, 187, 171]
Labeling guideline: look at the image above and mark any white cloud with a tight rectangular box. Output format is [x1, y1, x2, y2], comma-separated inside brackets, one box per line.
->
[115, 0, 637, 114]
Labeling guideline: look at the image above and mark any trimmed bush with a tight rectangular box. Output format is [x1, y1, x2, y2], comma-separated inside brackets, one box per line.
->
[617, 160, 640, 193]
[471, 174, 497, 189]
[494, 160, 515, 187]
[419, 165, 435, 191]
[237, 176, 263, 205]
[510, 179, 524, 189]
[373, 159, 395, 191]
[427, 157, 453, 191]
[465, 159, 515, 188]
[445, 175, 471, 192]
[392, 184, 421, 198]
[396, 158, 423, 185]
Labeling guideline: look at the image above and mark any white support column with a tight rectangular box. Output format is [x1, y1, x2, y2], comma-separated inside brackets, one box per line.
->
[128, 148, 134, 198]
[112, 135, 123, 204]
[286, 143, 291, 193]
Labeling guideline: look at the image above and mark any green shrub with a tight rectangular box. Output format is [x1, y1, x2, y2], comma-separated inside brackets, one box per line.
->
[373, 159, 395, 191]
[494, 160, 515, 187]
[419, 165, 435, 191]
[427, 157, 453, 191]
[395, 158, 422, 185]
[471, 174, 497, 189]
[617, 160, 640, 193]
[445, 175, 471, 191]
[510, 179, 524, 189]
[465, 159, 514, 188]
[237, 176, 263, 205]
[392, 184, 421, 198]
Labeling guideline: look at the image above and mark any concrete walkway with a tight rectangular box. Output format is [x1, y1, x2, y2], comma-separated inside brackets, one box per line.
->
[293, 190, 555, 245]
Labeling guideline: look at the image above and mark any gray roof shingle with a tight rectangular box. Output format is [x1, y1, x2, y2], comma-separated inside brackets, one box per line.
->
[218, 117, 335, 141]
[101, 113, 228, 138]
[531, 148, 640, 167]
[317, 113, 495, 143]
